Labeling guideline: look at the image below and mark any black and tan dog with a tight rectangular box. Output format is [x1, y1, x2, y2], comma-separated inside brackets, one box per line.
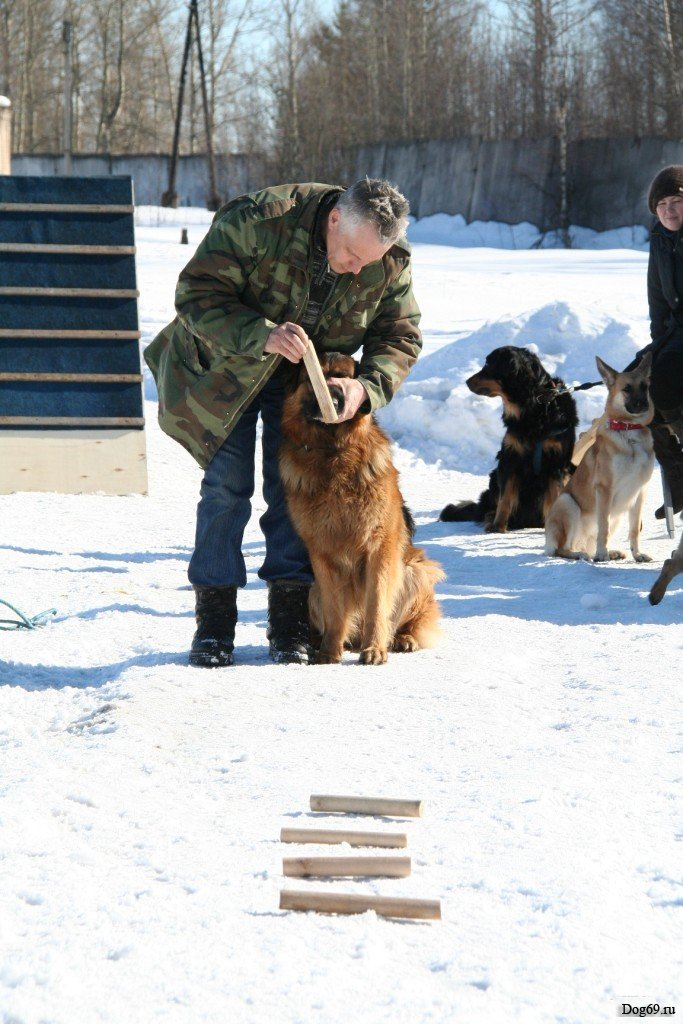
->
[279, 352, 444, 665]
[545, 353, 655, 562]
[440, 346, 578, 532]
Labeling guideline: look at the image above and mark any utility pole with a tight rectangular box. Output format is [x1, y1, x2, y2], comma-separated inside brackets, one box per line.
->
[162, 0, 221, 210]
[62, 20, 73, 176]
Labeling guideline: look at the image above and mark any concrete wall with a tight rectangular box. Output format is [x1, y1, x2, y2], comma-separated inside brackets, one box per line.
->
[10, 136, 683, 229]
[339, 135, 683, 231]
[568, 137, 683, 232]
[10, 152, 265, 207]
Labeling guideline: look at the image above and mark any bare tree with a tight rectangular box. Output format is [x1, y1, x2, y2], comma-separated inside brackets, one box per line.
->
[267, 0, 319, 179]
[1, 0, 680, 175]
[202, 0, 262, 151]
[596, 0, 683, 138]
[0, 0, 12, 97]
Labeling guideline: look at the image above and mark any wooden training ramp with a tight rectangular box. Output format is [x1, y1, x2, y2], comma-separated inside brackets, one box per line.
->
[0, 175, 147, 494]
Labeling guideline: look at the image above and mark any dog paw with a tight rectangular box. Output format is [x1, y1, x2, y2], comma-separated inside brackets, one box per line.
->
[392, 633, 419, 653]
[633, 552, 653, 563]
[485, 522, 508, 534]
[608, 549, 626, 560]
[314, 650, 342, 665]
[359, 646, 388, 665]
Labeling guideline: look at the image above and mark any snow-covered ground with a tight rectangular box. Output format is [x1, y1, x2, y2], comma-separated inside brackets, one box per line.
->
[1, 209, 681, 1024]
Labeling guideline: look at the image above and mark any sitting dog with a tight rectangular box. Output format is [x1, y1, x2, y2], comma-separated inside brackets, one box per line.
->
[649, 530, 683, 604]
[279, 352, 444, 665]
[440, 346, 578, 531]
[545, 353, 654, 562]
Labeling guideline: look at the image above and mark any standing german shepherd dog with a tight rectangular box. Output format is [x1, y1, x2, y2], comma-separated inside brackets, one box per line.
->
[440, 346, 578, 532]
[545, 353, 655, 562]
[279, 352, 444, 665]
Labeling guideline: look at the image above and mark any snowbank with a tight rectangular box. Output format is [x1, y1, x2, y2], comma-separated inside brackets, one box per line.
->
[378, 301, 645, 474]
[407, 212, 650, 251]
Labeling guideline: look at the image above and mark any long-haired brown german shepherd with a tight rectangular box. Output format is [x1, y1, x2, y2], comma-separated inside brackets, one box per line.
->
[279, 352, 444, 665]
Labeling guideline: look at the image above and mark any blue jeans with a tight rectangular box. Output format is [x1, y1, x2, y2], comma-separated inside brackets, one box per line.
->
[188, 372, 313, 588]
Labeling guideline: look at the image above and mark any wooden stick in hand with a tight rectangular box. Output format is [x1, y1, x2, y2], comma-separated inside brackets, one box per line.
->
[302, 345, 338, 423]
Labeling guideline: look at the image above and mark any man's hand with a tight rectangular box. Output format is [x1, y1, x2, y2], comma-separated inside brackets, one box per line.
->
[264, 322, 309, 363]
[327, 377, 368, 422]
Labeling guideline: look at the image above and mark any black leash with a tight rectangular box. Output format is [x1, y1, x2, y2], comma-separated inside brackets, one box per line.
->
[536, 380, 604, 404]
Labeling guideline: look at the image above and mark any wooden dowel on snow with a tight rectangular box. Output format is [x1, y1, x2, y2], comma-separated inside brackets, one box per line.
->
[283, 855, 411, 878]
[309, 795, 424, 818]
[280, 890, 441, 920]
[280, 827, 408, 848]
[302, 344, 338, 423]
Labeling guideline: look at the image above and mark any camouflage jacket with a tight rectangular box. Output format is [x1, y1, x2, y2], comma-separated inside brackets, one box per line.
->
[144, 182, 422, 468]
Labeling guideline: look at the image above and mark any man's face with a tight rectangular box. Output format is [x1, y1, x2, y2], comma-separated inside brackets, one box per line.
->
[324, 207, 391, 275]
[656, 194, 683, 232]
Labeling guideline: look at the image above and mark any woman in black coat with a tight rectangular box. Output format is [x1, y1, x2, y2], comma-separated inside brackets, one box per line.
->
[643, 165, 683, 517]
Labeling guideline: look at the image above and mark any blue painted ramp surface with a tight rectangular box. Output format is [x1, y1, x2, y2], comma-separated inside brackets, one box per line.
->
[0, 176, 143, 428]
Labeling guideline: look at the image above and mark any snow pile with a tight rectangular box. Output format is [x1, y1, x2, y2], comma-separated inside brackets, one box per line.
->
[378, 301, 644, 474]
[408, 214, 542, 250]
[566, 223, 650, 251]
[407, 213, 650, 251]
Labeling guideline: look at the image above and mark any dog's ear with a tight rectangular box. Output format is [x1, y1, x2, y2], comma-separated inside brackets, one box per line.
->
[595, 355, 617, 389]
[512, 347, 545, 386]
[636, 351, 653, 379]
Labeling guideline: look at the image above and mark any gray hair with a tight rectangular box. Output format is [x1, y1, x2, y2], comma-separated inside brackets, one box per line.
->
[336, 178, 410, 246]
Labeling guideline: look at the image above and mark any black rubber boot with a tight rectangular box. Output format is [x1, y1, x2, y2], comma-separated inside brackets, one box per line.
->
[189, 585, 237, 668]
[267, 580, 312, 665]
[652, 421, 683, 519]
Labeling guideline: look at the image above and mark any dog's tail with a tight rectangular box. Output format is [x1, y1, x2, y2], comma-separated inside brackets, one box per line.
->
[399, 548, 446, 650]
[440, 499, 485, 522]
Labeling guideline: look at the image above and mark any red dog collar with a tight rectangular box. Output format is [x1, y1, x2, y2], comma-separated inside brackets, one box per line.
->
[608, 419, 646, 431]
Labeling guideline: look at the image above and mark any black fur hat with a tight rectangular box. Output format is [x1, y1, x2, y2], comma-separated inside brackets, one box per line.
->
[648, 165, 683, 214]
